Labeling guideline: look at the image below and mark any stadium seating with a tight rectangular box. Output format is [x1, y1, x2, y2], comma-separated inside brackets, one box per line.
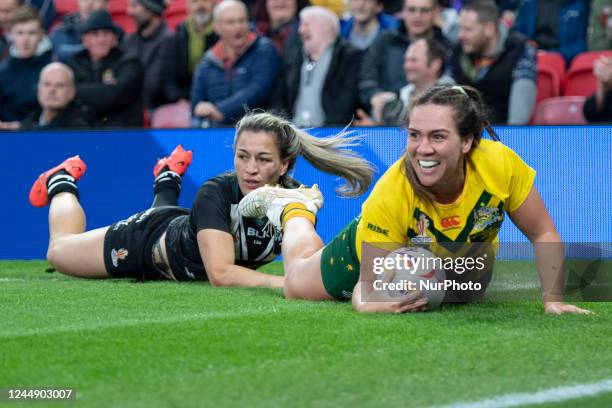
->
[536, 51, 565, 103]
[108, 0, 128, 14]
[532, 96, 587, 125]
[54, 0, 78, 18]
[111, 12, 136, 33]
[163, 0, 187, 31]
[107, 0, 135, 33]
[565, 51, 612, 96]
[151, 100, 191, 128]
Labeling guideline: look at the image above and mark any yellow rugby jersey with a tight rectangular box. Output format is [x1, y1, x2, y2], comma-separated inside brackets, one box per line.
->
[355, 139, 536, 260]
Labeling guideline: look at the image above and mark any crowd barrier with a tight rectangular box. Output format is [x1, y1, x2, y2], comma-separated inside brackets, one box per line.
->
[1, 125, 610, 260]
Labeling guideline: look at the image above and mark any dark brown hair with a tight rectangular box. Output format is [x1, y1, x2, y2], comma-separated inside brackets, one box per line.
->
[461, 0, 499, 24]
[403, 85, 499, 202]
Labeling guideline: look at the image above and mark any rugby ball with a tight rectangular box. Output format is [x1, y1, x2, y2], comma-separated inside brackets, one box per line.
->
[382, 246, 446, 310]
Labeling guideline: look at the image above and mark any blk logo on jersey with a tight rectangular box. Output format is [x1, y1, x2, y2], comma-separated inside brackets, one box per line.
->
[247, 227, 271, 239]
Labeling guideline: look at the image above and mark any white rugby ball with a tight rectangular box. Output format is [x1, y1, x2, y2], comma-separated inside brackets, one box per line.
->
[382, 246, 446, 310]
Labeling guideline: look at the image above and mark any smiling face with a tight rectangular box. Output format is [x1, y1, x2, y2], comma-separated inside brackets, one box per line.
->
[234, 130, 289, 195]
[82, 29, 117, 61]
[403, 39, 432, 86]
[407, 104, 473, 202]
[298, 11, 335, 56]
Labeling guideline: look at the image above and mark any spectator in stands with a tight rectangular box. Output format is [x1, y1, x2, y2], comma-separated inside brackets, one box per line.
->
[0, 0, 22, 61]
[21, 62, 92, 129]
[252, 0, 308, 54]
[163, 0, 218, 103]
[513, 0, 589, 64]
[340, 0, 398, 50]
[190, 0, 280, 126]
[28, 0, 56, 30]
[270, 6, 363, 126]
[0, 5, 52, 126]
[50, 0, 121, 62]
[583, 55, 612, 122]
[450, 0, 536, 125]
[124, 0, 172, 110]
[358, 0, 449, 119]
[355, 36, 454, 125]
[588, 0, 612, 51]
[67, 10, 143, 127]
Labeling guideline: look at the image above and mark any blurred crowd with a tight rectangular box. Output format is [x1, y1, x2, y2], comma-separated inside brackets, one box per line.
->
[0, 0, 610, 130]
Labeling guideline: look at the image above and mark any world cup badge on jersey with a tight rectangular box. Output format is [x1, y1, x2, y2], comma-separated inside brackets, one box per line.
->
[102, 69, 118, 85]
[111, 248, 128, 267]
[411, 214, 433, 246]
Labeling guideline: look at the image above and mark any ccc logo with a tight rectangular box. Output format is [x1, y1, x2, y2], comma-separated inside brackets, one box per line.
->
[441, 216, 460, 229]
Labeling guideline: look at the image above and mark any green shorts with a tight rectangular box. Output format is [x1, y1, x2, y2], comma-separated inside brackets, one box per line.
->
[320, 217, 361, 300]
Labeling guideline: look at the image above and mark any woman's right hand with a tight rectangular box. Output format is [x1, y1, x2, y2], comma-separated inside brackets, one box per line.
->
[351, 281, 429, 314]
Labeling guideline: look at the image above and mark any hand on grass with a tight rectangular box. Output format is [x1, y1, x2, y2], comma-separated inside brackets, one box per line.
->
[352, 275, 429, 314]
[544, 301, 592, 315]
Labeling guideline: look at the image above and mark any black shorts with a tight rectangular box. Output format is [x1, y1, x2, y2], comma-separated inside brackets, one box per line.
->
[103, 206, 190, 280]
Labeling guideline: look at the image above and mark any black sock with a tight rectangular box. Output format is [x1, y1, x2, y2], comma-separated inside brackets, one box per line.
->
[47, 170, 79, 202]
[152, 167, 181, 207]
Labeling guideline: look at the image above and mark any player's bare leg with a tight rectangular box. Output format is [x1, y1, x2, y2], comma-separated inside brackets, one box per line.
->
[280, 217, 332, 300]
[29, 156, 109, 278]
[239, 184, 332, 300]
[46, 192, 109, 278]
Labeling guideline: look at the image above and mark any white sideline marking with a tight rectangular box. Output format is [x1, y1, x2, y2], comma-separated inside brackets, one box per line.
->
[0, 305, 305, 338]
[436, 378, 612, 408]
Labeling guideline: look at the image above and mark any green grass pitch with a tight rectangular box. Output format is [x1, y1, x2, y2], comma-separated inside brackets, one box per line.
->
[1, 260, 611, 407]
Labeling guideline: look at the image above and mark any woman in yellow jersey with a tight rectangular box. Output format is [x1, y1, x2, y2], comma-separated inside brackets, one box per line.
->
[239, 85, 591, 315]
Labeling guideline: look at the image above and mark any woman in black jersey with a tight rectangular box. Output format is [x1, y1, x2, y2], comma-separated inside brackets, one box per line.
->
[29, 112, 374, 287]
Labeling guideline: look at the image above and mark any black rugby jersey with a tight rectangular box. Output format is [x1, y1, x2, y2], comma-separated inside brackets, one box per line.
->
[164, 173, 300, 281]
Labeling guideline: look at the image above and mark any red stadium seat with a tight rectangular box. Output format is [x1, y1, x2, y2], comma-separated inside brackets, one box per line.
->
[112, 12, 136, 34]
[565, 51, 612, 96]
[164, 11, 188, 31]
[151, 101, 191, 128]
[54, 0, 79, 18]
[108, 0, 128, 14]
[164, 0, 187, 31]
[532, 96, 587, 125]
[536, 51, 565, 101]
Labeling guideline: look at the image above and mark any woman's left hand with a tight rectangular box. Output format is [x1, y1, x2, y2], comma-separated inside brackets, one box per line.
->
[544, 301, 592, 315]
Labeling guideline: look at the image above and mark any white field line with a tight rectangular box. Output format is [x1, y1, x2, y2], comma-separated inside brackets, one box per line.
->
[436, 378, 612, 408]
[0, 305, 305, 338]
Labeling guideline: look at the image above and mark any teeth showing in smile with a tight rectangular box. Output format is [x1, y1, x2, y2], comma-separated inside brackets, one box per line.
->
[419, 160, 440, 169]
